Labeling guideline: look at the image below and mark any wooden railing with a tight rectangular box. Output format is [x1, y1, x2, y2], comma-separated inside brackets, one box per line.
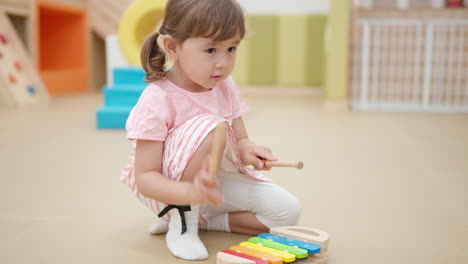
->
[351, 18, 468, 112]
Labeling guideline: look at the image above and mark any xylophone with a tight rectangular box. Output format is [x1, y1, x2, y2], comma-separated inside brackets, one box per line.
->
[217, 226, 329, 264]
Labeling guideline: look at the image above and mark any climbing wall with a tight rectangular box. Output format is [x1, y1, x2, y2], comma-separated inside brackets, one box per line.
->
[0, 10, 49, 107]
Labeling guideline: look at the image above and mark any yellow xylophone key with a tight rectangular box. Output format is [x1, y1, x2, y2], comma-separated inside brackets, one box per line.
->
[240, 242, 296, 263]
[230, 245, 284, 264]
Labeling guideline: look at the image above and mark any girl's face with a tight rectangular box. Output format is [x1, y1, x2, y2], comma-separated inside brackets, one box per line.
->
[174, 34, 241, 91]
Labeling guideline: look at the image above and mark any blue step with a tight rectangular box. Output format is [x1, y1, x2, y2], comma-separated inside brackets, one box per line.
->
[96, 106, 133, 129]
[103, 84, 145, 107]
[113, 67, 146, 85]
[95, 67, 147, 129]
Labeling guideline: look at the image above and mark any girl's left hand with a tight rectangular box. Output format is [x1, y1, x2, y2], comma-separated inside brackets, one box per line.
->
[238, 140, 278, 170]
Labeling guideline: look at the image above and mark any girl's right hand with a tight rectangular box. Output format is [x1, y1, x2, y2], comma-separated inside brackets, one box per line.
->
[190, 155, 224, 207]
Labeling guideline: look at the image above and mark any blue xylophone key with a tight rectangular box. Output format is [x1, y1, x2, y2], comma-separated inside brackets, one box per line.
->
[257, 233, 321, 254]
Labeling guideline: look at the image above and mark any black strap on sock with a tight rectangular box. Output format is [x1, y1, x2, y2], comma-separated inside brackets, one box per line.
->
[158, 205, 192, 235]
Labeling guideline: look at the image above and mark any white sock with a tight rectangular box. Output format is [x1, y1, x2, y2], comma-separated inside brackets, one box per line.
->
[166, 205, 208, 260]
[199, 213, 231, 232]
[148, 219, 169, 234]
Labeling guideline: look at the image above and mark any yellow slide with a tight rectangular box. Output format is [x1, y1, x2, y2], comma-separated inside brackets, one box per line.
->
[118, 0, 167, 66]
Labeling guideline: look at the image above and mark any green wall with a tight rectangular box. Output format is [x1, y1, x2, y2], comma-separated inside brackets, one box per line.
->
[324, 0, 349, 100]
[249, 16, 278, 85]
[232, 14, 327, 87]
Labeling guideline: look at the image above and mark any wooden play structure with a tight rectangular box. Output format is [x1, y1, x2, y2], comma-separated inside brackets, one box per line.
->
[217, 226, 329, 264]
[97, 0, 167, 129]
[0, 0, 133, 49]
[0, 10, 49, 107]
[0, 0, 91, 97]
[35, 0, 89, 94]
[118, 0, 166, 66]
[0, 0, 135, 98]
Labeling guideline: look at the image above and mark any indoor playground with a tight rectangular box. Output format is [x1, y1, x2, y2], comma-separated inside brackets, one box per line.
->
[0, 0, 467, 264]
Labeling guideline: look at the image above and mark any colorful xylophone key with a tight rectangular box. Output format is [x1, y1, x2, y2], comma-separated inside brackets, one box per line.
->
[270, 226, 329, 253]
[218, 226, 330, 264]
[230, 245, 283, 264]
[248, 237, 309, 259]
[220, 250, 270, 264]
[240, 242, 296, 262]
[257, 233, 321, 254]
[217, 251, 255, 264]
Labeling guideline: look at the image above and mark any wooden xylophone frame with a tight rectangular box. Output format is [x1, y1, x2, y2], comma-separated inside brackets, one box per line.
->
[217, 226, 330, 264]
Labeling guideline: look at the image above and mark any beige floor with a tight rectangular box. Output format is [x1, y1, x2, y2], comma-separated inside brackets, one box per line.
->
[0, 91, 467, 264]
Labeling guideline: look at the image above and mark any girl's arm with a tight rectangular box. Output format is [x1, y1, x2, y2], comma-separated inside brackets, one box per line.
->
[232, 117, 277, 170]
[133, 139, 220, 206]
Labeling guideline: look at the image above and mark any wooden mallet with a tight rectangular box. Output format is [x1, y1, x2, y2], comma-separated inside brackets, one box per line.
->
[209, 123, 304, 172]
[263, 160, 304, 169]
[201, 123, 227, 205]
[209, 122, 227, 178]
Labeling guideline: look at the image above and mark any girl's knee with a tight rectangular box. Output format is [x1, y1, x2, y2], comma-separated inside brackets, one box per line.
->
[277, 194, 302, 226]
[256, 189, 302, 228]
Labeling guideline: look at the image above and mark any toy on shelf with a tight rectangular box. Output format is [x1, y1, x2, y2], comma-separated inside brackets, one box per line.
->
[217, 226, 329, 264]
[0, 10, 49, 108]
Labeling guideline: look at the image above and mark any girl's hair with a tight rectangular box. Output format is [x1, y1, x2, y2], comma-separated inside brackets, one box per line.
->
[141, 0, 246, 82]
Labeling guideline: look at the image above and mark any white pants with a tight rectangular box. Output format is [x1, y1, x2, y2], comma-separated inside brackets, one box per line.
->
[200, 168, 302, 228]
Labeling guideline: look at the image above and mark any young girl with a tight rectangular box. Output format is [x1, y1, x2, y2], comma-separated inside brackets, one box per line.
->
[121, 0, 301, 260]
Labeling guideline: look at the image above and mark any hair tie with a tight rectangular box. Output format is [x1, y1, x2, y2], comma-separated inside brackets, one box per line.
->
[156, 33, 166, 53]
